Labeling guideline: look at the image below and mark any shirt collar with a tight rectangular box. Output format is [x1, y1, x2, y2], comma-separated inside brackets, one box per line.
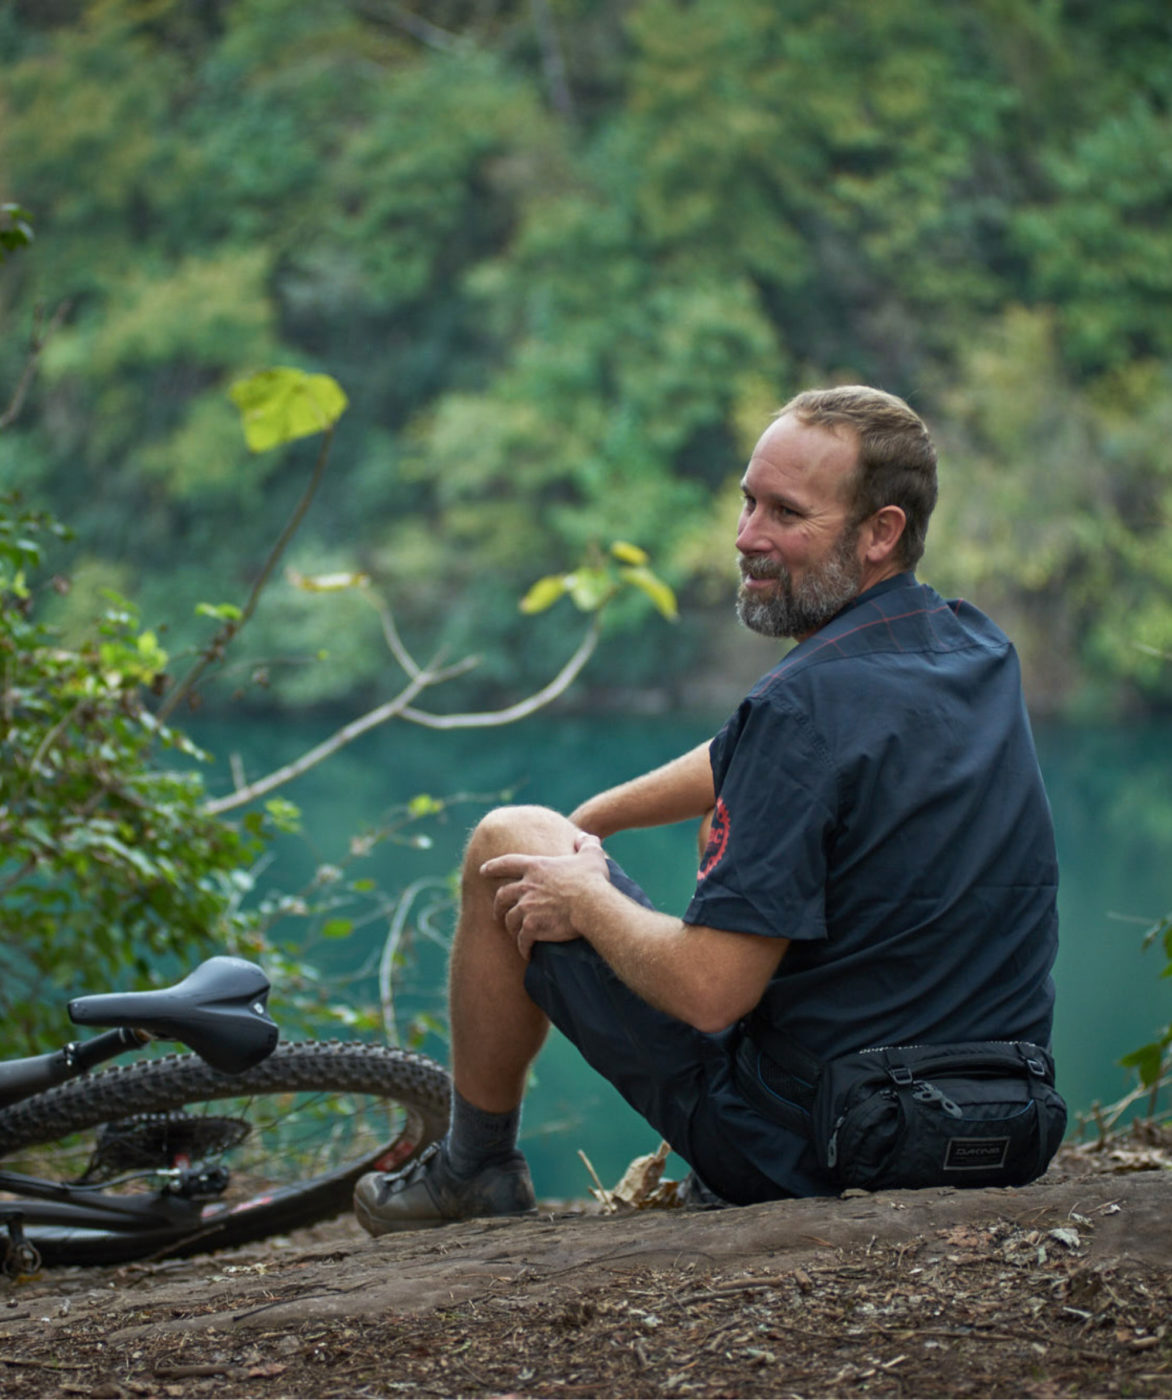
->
[833, 570, 918, 621]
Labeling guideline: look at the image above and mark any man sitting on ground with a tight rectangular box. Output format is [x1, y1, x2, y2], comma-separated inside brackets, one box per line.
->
[354, 384, 1060, 1230]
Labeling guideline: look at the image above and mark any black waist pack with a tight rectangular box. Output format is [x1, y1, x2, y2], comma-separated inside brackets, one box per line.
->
[739, 1029, 1067, 1193]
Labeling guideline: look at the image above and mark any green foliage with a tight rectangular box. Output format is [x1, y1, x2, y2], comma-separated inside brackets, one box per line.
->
[0, 204, 34, 262]
[3, 1, 1172, 711]
[521, 541, 678, 622]
[0, 335, 651, 1056]
[1117, 912, 1172, 1116]
[0, 359, 369, 1053]
[0, 495, 270, 1049]
[228, 367, 350, 454]
[925, 312, 1172, 711]
[0, 484, 500, 1055]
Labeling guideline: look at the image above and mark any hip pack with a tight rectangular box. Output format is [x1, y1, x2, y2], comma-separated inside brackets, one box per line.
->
[737, 1024, 1067, 1193]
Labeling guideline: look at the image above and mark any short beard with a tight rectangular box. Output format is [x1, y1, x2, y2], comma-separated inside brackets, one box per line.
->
[736, 526, 863, 640]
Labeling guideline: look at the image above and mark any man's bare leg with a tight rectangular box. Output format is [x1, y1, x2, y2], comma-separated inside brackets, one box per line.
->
[449, 804, 579, 1112]
[353, 804, 576, 1233]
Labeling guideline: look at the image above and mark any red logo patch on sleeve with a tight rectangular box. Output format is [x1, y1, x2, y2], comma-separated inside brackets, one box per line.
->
[698, 796, 730, 879]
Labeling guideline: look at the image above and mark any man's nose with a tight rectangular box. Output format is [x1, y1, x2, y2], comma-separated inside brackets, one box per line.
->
[735, 508, 769, 555]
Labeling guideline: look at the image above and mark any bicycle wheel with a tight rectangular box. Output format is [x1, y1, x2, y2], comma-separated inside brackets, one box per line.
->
[0, 1040, 450, 1267]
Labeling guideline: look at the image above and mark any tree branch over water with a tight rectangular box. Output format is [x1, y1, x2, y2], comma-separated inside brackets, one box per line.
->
[400, 615, 600, 730]
[158, 427, 336, 725]
[200, 615, 601, 813]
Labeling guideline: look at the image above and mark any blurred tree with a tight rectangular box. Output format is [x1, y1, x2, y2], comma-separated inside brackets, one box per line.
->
[2, 0, 1172, 713]
[927, 309, 1172, 712]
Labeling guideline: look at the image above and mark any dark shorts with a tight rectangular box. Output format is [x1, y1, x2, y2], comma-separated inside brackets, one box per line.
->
[522, 860, 799, 1205]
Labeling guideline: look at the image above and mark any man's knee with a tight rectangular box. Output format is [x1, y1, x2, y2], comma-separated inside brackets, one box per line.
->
[464, 805, 577, 869]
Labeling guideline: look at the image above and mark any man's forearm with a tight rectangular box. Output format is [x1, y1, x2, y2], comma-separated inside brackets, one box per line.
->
[567, 877, 786, 1032]
[570, 740, 715, 838]
[480, 835, 786, 1032]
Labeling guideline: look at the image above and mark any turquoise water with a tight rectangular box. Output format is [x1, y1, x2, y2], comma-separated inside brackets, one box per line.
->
[193, 712, 1172, 1199]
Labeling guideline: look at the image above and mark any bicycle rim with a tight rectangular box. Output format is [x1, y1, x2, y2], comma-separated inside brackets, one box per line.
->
[0, 1040, 451, 1266]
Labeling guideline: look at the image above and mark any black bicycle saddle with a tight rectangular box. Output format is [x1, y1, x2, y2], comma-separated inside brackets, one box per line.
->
[68, 956, 279, 1074]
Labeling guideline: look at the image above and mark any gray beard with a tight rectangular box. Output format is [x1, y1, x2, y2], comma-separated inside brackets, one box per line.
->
[736, 530, 862, 640]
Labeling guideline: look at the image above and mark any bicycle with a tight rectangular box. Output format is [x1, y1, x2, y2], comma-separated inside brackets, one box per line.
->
[0, 956, 451, 1274]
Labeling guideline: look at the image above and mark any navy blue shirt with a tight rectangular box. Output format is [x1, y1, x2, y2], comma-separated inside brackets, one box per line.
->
[685, 572, 1059, 1065]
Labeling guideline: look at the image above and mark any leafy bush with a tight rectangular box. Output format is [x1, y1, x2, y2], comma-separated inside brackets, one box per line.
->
[1118, 913, 1172, 1121]
[0, 495, 273, 1050]
[0, 350, 678, 1057]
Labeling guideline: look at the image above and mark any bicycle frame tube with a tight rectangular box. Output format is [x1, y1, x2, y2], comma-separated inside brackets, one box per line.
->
[0, 1168, 200, 1233]
[0, 1028, 146, 1108]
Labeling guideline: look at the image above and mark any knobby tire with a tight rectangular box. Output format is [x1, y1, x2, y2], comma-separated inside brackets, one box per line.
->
[0, 1040, 451, 1267]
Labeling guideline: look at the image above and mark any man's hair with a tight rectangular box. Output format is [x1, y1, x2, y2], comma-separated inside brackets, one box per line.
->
[778, 385, 938, 569]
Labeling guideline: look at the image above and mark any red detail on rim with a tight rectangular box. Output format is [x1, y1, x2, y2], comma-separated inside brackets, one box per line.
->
[201, 1192, 276, 1218]
[371, 1139, 417, 1172]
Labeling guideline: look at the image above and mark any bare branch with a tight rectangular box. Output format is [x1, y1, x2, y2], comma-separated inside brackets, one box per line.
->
[0, 856, 38, 899]
[530, 0, 576, 123]
[1134, 641, 1172, 662]
[360, 585, 425, 680]
[200, 653, 481, 815]
[0, 300, 72, 433]
[158, 426, 336, 724]
[378, 876, 449, 1045]
[400, 615, 601, 730]
[201, 663, 435, 815]
[27, 695, 89, 782]
[1086, 1067, 1172, 1138]
[202, 615, 599, 812]
[351, 1, 464, 53]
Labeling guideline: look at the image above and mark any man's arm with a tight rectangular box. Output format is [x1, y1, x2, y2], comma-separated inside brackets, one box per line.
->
[570, 881, 787, 1032]
[482, 837, 787, 1032]
[570, 740, 716, 839]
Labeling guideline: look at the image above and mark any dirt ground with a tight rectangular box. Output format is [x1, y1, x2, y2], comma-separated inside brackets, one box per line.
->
[1, 1139, 1170, 1400]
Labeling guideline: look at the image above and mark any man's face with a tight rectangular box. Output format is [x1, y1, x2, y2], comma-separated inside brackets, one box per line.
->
[735, 413, 864, 641]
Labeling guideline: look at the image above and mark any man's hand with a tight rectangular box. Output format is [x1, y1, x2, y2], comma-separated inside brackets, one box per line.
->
[481, 831, 610, 960]
[481, 822, 787, 1030]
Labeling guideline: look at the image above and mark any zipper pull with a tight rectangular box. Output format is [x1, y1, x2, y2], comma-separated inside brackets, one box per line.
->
[826, 1114, 845, 1167]
[913, 1080, 963, 1118]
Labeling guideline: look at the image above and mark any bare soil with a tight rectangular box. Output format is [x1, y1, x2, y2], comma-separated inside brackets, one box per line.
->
[2, 1141, 1170, 1399]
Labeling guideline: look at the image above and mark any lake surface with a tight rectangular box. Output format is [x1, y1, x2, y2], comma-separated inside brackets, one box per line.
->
[192, 710, 1172, 1199]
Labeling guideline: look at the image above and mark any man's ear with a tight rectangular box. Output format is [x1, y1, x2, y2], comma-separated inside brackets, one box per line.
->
[862, 505, 907, 565]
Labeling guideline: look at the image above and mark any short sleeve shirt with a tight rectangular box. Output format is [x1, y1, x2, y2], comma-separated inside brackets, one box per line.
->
[683, 573, 1059, 1063]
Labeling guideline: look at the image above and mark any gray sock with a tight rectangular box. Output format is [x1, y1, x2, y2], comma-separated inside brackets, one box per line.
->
[444, 1089, 521, 1179]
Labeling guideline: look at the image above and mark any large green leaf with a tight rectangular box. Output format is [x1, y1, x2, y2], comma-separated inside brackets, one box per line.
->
[1119, 1040, 1168, 1089]
[228, 368, 349, 453]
